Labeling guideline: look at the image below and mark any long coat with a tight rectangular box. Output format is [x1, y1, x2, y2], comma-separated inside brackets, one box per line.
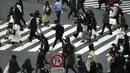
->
[9, 59, 21, 73]
[9, 24, 21, 42]
[86, 50, 96, 72]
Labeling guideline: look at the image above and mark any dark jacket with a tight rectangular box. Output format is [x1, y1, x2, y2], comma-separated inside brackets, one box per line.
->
[62, 42, 75, 56]
[69, 0, 76, 8]
[36, 51, 45, 68]
[0, 67, 2, 73]
[66, 54, 75, 65]
[22, 63, 34, 73]
[28, 17, 37, 31]
[78, 61, 87, 73]
[98, 0, 107, 4]
[52, 24, 64, 38]
[43, 38, 49, 54]
[89, 61, 97, 73]
[9, 59, 21, 73]
[14, 6, 22, 18]
[115, 54, 125, 73]
[103, 11, 109, 23]
[125, 61, 130, 73]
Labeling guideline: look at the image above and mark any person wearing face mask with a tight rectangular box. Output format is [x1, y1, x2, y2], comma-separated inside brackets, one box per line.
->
[75, 55, 87, 73]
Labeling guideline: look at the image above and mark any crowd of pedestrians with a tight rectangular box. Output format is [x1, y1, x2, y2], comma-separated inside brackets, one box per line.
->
[0, 0, 130, 73]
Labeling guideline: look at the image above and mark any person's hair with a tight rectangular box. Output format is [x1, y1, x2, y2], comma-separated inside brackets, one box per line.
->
[89, 43, 94, 51]
[45, 1, 50, 6]
[12, 55, 17, 59]
[24, 58, 31, 64]
[29, 13, 34, 17]
[54, 20, 59, 24]
[57, 0, 60, 1]
[0, 67, 2, 73]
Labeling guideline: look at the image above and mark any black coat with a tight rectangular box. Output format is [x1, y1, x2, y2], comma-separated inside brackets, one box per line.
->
[125, 61, 130, 73]
[115, 55, 125, 73]
[123, 40, 130, 55]
[9, 59, 21, 73]
[28, 17, 37, 31]
[89, 61, 97, 73]
[78, 61, 87, 73]
[103, 11, 109, 23]
[69, 0, 76, 8]
[14, 6, 22, 18]
[36, 52, 45, 68]
[98, 0, 107, 4]
[52, 24, 64, 38]
[22, 63, 34, 73]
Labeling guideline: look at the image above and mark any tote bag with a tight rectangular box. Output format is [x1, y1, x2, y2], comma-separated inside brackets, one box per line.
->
[3, 63, 9, 73]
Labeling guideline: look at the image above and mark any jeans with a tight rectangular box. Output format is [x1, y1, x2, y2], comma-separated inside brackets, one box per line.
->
[55, 11, 61, 22]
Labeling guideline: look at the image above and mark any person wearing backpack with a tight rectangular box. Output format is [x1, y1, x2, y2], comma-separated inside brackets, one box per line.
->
[42, 1, 52, 26]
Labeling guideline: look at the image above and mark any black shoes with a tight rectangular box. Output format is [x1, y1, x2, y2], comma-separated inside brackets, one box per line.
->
[109, 33, 112, 35]
[99, 32, 103, 35]
[0, 42, 2, 47]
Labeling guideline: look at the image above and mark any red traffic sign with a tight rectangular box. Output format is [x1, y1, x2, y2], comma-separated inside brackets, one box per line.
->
[51, 54, 64, 67]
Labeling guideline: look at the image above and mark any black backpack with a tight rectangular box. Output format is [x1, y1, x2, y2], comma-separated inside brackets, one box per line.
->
[45, 6, 52, 15]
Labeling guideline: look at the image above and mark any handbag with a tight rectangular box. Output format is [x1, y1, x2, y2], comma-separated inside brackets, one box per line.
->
[3, 63, 9, 73]
[107, 55, 115, 64]
[109, 18, 116, 25]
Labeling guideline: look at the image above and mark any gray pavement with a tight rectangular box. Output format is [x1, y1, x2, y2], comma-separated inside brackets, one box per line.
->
[0, 0, 130, 73]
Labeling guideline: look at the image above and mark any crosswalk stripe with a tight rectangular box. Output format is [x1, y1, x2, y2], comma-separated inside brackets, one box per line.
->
[0, 21, 30, 39]
[0, 21, 30, 43]
[75, 27, 117, 54]
[94, 30, 123, 55]
[58, 26, 101, 53]
[12, 25, 70, 51]
[53, 26, 77, 50]
[28, 25, 75, 52]
[0, 24, 51, 50]
[122, 1, 130, 3]
[58, 26, 111, 54]
[95, 40, 116, 55]
[105, 31, 130, 56]
[29, 26, 100, 52]
[123, 10, 130, 12]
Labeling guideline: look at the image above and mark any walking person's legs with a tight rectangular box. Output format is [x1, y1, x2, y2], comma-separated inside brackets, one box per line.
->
[53, 38, 59, 48]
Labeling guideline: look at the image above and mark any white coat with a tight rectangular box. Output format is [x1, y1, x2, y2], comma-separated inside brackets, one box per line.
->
[86, 50, 96, 72]
[115, 27, 125, 43]
[9, 24, 21, 42]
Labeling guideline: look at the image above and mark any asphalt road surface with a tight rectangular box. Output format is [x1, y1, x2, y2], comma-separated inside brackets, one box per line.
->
[0, 0, 130, 73]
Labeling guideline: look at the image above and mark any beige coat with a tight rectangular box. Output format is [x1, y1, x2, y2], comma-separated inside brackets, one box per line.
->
[42, 14, 50, 23]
